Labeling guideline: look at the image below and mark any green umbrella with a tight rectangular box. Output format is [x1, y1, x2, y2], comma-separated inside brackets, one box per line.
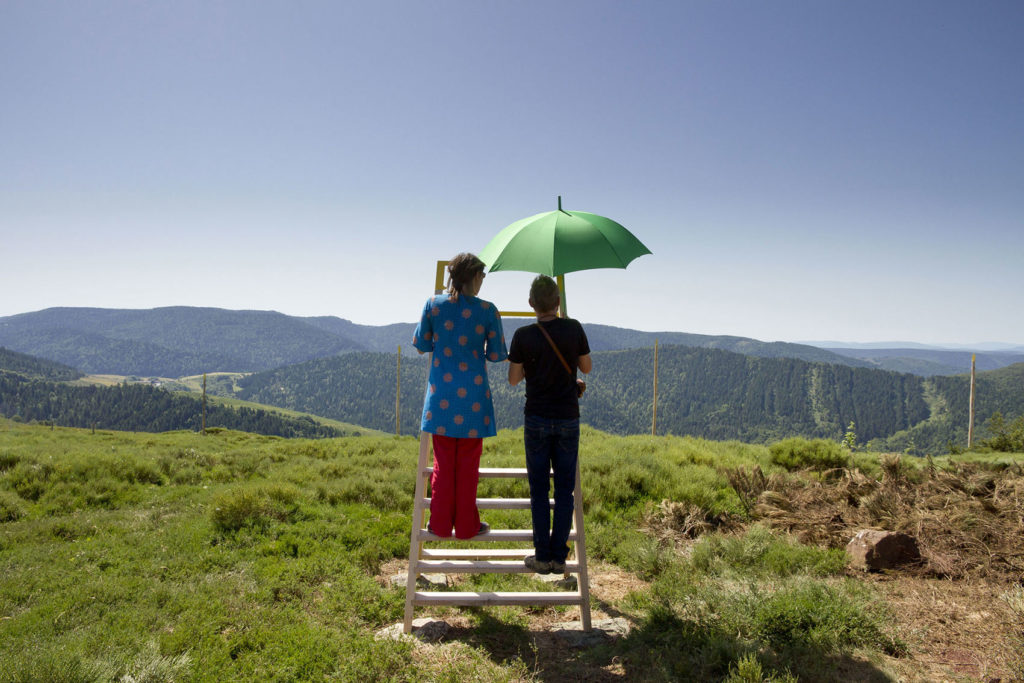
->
[480, 196, 651, 277]
[479, 197, 651, 317]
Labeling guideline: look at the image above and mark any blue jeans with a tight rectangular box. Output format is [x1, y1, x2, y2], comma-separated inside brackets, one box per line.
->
[524, 415, 579, 563]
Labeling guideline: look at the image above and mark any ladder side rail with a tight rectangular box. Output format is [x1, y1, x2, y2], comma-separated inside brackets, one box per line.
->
[572, 458, 591, 630]
[403, 432, 432, 633]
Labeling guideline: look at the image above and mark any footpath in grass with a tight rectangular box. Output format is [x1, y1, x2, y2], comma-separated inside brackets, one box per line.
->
[1, 419, 1022, 681]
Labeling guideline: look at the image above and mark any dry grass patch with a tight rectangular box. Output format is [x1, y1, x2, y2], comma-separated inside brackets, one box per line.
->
[748, 458, 1024, 582]
[873, 576, 1021, 682]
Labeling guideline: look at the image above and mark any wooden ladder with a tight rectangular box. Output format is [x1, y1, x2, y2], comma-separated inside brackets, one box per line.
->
[403, 432, 591, 633]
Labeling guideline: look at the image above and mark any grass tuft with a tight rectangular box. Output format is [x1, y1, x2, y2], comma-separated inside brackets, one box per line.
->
[687, 525, 847, 579]
[0, 489, 25, 522]
[769, 438, 849, 471]
[210, 484, 300, 533]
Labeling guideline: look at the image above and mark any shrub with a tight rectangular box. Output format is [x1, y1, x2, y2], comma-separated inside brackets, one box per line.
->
[315, 478, 408, 511]
[769, 438, 849, 471]
[0, 647, 112, 683]
[752, 579, 904, 654]
[210, 484, 299, 533]
[6, 461, 52, 501]
[724, 653, 797, 683]
[0, 449, 18, 472]
[982, 412, 1024, 453]
[112, 457, 165, 485]
[116, 642, 192, 683]
[687, 526, 847, 579]
[0, 489, 25, 522]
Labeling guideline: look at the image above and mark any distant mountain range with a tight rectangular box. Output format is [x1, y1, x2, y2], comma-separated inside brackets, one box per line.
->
[805, 340, 1024, 352]
[2, 307, 1022, 452]
[5, 306, 1020, 378]
[819, 347, 1024, 377]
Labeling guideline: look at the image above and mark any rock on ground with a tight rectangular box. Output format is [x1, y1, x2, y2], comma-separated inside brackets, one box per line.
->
[553, 618, 631, 648]
[846, 529, 922, 571]
[375, 618, 450, 643]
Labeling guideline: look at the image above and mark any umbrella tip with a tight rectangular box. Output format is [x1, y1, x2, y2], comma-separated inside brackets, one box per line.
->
[557, 195, 562, 211]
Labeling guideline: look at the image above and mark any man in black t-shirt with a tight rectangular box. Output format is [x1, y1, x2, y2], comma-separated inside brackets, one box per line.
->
[508, 275, 591, 574]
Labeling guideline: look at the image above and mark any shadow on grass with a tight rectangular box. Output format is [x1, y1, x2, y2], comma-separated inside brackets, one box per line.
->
[443, 608, 624, 682]
[433, 603, 895, 682]
[609, 608, 892, 683]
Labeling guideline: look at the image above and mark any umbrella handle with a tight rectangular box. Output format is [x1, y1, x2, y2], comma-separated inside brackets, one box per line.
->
[557, 274, 567, 318]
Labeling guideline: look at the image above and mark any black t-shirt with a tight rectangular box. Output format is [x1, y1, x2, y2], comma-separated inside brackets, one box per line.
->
[508, 318, 590, 419]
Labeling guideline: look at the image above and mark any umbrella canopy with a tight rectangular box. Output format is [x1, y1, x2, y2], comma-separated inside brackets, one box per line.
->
[480, 197, 651, 276]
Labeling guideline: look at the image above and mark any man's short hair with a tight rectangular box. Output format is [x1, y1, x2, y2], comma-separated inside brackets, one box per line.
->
[529, 275, 560, 313]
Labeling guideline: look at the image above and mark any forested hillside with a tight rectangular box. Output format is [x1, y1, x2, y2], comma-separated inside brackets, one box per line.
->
[236, 352, 433, 434]
[581, 345, 930, 443]
[0, 373, 348, 438]
[825, 347, 1024, 376]
[0, 347, 84, 381]
[0, 307, 364, 376]
[877, 362, 1024, 453]
[235, 345, 951, 447]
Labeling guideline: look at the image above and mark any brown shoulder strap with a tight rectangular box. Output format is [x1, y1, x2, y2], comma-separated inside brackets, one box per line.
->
[535, 323, 573, 375]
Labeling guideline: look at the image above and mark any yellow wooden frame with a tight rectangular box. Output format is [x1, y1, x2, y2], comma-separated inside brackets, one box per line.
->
[434, 260, 568, 318]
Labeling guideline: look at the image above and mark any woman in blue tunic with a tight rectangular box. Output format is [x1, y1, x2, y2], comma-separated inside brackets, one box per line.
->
[412, 253, 508, 539]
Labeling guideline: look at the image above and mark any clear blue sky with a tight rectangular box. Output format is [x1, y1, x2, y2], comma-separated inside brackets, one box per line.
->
[3, 1, 1022, 345]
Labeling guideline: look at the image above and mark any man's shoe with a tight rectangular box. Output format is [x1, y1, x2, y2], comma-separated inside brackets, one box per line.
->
[477, 522, 490, 535]
[524, 555, 552, 574]
[549, 559, 566, 574]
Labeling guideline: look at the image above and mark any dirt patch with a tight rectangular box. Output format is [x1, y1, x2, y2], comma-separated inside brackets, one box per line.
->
[873, 575, 1022, 682]
[738, 458, 1024, 582]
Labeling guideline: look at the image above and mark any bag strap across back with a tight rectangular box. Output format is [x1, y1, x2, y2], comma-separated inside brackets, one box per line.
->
[535, 322, 573, 376]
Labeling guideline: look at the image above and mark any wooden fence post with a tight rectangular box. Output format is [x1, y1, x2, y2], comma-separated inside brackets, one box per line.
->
[967, 354, 976, 448]
[396, 346, 402, 435]
[652, 339, 659, 436]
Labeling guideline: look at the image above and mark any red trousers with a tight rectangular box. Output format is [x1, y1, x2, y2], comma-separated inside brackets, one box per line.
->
[429, 434, 482, 539]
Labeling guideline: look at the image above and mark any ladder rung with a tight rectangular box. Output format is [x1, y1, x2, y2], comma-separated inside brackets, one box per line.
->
[419, 528, 576, 542]
[422, 467, 547, 478]
[424, 498, 553, 510]
[413, 591, 583, 606]
[421, 548, 531, 559]
[416, 559, 580, 573]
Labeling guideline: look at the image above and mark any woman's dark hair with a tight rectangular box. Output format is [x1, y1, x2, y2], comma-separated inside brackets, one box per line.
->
[529, 275, 560, 313]
[446, 253, 486, 300]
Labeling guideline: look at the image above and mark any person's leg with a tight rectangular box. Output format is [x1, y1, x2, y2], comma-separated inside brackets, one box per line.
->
[452, 437, 483, 539]
[524, 414, 555, 561]
[547, 418, 579, 564]
[429, 434, 456, 537]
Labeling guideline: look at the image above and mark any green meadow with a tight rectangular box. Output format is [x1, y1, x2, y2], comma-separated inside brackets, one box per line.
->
[1, 418, 1021, 682]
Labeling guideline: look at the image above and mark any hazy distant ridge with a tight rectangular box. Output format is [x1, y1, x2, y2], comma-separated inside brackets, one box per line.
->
[2, 307, 1021, 379]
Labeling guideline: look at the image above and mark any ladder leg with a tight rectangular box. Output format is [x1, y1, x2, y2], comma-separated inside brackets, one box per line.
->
[404, 432, 431, 633]
[573, 458, 592, 631]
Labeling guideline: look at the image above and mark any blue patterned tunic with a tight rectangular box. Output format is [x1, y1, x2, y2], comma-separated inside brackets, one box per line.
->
[412, 293, 508, 438]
